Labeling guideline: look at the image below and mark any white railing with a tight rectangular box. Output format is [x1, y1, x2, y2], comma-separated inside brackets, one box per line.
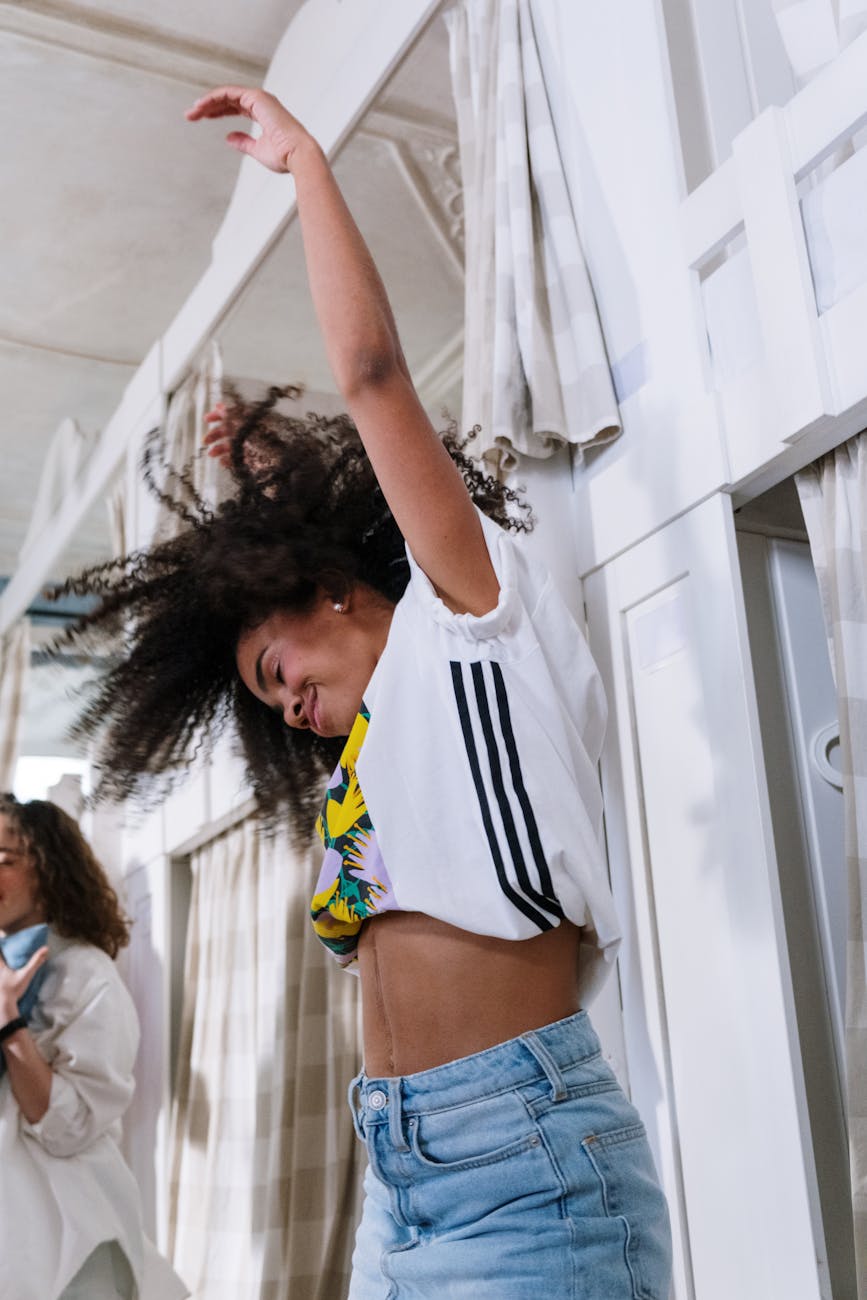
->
[680, 28, 867, 490]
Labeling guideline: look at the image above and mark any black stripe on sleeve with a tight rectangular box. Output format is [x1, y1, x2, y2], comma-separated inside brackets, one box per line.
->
[472, 663, 563, 922]
[450, 661, 553, 931]
[491, 661, 562, 908]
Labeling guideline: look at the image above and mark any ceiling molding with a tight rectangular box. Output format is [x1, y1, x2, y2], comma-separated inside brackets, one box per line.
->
[1, 1, 269, 87]
[361, 129, 464, 276]
[363, 100, 458, 145]
[0, 330, 138, 369]
[360, 100, 464, 273]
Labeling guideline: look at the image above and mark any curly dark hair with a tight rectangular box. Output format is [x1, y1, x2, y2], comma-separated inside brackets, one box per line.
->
[0, 794, 130, 957]
[56, 386, 532, 838]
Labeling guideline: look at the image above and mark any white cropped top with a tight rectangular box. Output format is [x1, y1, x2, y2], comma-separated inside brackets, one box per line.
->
[311, 508, 621, 1003]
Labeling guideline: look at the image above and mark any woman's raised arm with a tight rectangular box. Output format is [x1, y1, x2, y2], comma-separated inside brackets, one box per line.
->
[187, 86, 499, 616]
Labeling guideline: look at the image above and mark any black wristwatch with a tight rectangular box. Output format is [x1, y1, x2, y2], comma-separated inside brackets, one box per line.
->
[0, 1016, 26, 1045]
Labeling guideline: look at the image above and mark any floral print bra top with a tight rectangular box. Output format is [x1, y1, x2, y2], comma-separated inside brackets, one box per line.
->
[311, 703, 395, 966]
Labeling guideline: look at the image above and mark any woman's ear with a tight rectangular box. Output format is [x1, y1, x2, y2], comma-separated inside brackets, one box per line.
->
[319, 570, 352, 612]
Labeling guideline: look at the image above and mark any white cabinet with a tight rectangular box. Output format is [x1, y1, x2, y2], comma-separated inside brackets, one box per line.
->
[586, 492, 827, 1299]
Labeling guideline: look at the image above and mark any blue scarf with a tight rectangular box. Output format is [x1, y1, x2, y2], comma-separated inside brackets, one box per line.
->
[0, 923, 50, 1078]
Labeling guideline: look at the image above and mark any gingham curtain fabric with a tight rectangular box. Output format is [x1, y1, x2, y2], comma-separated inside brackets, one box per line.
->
[0, 619, 29, 790]
[797, 436, 867, 1296]
[168, 818, 364, 1299]
[446, 0, 620, 472]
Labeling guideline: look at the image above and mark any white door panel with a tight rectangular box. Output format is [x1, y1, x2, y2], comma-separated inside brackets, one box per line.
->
[585, 493, 826, 1300]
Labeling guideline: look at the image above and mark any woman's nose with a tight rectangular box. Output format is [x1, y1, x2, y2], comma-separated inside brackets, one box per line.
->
[283, 694, 307, 729]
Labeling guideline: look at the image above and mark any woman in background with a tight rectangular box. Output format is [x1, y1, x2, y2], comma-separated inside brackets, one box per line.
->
[0, 794, 187, 1300]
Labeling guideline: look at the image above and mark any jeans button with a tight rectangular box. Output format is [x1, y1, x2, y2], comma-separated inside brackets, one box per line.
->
[368, 1089, 387, 1111]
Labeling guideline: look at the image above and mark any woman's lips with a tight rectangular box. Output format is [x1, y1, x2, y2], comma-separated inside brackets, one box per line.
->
[307, 687, 321, 733]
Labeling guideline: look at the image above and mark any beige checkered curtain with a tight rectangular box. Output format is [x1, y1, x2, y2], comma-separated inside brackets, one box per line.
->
[0, 620, 30, 789]
[445, 0, 620, 472]
[797, 435, 867, 1296]
[168, 818, 364, 1300]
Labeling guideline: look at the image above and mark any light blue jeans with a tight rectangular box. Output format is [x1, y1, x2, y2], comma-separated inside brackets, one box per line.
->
[347, 1011, 672, 1299]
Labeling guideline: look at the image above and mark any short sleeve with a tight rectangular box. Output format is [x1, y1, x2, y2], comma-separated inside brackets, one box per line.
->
[404, 508, 533, 648]
[21, 960, 139, 1158]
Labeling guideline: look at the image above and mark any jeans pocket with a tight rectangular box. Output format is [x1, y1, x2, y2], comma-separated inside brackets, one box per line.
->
[407, 1103, 542, 1172]
[581, 1125, 672, 1300]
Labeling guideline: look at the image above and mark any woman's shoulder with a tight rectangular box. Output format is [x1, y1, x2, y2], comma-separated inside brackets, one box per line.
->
[41, 935, 130, 1012]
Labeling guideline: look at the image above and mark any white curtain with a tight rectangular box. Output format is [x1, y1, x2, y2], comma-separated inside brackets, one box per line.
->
[772, 0, 867, 83]
[797, 435, 867, 1295]
[168, 818, 364, 1300]
[0, 620, 30, 790]
[150, 341, 224, 545]
[19, 418, 95, 561]
[446, 0, 620, 471]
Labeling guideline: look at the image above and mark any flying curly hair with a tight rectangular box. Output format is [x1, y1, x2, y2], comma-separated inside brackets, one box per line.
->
[0, 794, 130, 957]
[55, 385, 532, 839]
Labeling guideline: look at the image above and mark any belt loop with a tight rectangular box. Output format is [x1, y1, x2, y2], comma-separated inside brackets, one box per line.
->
[521, 1031, 568, 1102]
[387, 1077, 410, 1152]
[347, 1071, 366, 1142]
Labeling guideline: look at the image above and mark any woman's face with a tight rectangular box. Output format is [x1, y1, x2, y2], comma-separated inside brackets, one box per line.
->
[0, 814, 45, 935]
[235, 587, 392, 739]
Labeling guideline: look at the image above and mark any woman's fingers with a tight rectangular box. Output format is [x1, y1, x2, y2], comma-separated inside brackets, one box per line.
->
[185, 86, 254, 122]
[225, 131, 257, 157]
[21, 948, 49, 982]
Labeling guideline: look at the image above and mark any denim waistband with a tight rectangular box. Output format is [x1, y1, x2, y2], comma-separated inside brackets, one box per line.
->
[348, 1010, 601, 1147]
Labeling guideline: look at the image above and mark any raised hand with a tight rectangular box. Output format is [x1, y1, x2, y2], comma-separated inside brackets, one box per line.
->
[202, 402, 236, 468]
[0, 946, 48, 1024]
[185, 86, 312, 173]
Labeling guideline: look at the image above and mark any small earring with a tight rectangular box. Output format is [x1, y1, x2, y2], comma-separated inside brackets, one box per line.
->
[333, 602, 345, 613]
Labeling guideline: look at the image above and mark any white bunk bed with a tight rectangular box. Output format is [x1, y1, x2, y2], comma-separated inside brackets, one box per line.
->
[686, 29, 867, 495]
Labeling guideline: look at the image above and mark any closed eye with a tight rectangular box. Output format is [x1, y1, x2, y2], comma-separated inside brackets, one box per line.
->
[270, 653, 284, 687]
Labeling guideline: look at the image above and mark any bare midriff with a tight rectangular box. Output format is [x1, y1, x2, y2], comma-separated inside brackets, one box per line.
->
[357, 910, 583, 1077]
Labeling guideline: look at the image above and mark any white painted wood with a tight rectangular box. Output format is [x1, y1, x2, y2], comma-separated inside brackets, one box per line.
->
[586, 493, 827, 1300]
[679, 157, 741, 268]
[0, 342, 163, 633]
[732, 108, 834, 455]
[687, 0, 756, 164]
[786, 28, 867, 174]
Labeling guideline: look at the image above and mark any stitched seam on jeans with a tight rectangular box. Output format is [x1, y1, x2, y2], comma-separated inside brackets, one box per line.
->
[405, 1054, 606, 1117]
[409, 1124, 540, 1171]
[582, 1138, 649, 1300]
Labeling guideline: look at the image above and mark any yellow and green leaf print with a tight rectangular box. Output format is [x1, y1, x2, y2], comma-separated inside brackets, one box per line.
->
[311, 703, 395, 963]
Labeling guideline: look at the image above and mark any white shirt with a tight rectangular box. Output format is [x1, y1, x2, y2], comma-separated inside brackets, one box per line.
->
[0, 933, 187, 1300]
[312, 509, 621, 1003]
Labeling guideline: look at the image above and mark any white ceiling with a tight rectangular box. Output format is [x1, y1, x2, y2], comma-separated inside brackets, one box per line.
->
[2, 0, 463, 586]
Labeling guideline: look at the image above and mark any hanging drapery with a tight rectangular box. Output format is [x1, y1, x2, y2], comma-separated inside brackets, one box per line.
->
[149, 340, 224, 545]
[168, 817, 363, 1300]
[797, 435, 867, 1296]
[18, 418, 95, 561]
[0, 620, 30, 790]
[446, 0, 620, 471]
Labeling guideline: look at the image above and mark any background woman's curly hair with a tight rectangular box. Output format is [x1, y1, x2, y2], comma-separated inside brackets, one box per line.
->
[0, 794, 130, 957]
[55, 385, 532, 839]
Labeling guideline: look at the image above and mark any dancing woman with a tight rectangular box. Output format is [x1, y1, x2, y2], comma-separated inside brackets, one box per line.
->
[62, 87, 672, 1298]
